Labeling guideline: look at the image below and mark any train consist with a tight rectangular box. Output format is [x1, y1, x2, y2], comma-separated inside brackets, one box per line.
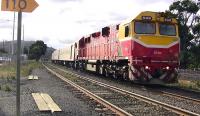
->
[52, 11, 180, 84]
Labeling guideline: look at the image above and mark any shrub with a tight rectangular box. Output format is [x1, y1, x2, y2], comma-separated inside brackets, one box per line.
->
[4, 85, 11, 92]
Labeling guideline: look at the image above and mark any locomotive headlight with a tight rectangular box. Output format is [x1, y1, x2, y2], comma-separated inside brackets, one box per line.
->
[166, 66, 170, 70]
[145, 66, 150, 70]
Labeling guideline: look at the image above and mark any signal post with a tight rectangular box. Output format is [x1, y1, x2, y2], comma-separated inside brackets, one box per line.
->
[1, 0, 39, 116]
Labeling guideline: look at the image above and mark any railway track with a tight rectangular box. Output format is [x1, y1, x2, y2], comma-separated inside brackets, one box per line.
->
[161, 91, 200, 104]
[44, 64, 132, 116]
[44, 63, 200, 116]
[50, 63, 200, 107]
[138, 85, 200, 105]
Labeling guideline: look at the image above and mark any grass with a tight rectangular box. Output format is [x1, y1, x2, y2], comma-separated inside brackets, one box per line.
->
[0, 60, 42, 92]
[0, 60, 42, 79]
[4, 85, 11, 92]
[0, 84, 12, 92]
[168, 79, 200, 91]
[177, 80, 200, 91]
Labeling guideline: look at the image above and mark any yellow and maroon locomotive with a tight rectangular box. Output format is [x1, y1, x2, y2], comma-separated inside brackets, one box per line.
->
[52, 11, 180, 84]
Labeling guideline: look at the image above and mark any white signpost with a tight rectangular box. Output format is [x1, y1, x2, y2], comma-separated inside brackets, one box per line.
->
[1, 0, 39, 116]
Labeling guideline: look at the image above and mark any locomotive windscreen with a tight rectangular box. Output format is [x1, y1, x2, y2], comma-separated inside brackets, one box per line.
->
[159, 23, 176, 36]
[135, 21, 156, 34]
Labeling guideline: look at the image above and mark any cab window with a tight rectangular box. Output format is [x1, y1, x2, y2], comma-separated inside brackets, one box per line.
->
[135, 21, 156, 34]
[159, 23, 176, 36]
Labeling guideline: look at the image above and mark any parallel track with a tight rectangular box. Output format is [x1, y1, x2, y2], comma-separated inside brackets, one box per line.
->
[161, 91, 200, 104]
[44, 63, 200, 116]
[141, 86, 200, 105]
[44, 64, 132, 116]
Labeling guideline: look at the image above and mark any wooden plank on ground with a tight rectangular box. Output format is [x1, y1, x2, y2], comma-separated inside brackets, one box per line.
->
[32, 93, 50, 111]
[41, 93, 62, 112]
[28, 75, 34, 80]
[33, 76, 39, 80]
[28, 75, 39, 80]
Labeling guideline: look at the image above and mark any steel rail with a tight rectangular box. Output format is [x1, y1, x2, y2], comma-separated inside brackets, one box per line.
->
[162, 91, 200, 104]
[47, 63, 200, 116]
[43, 64, 133, 116]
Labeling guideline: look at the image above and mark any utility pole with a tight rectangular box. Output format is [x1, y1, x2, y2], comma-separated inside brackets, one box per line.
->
[22, 24, 24, 55]
[16, 11, 22, 116]
[12, 11, 16, 55]
[3, 40, 5, 50]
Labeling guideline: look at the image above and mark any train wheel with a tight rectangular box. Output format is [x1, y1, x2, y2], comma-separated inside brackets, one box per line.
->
[113, 71, 118, 79]
[105, 69, 109, 77]
[123, 72, 129, 81]
[99, 66, 103, 75]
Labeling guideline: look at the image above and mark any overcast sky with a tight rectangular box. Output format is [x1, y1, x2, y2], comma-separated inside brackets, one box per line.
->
[0, 0, 174, 49]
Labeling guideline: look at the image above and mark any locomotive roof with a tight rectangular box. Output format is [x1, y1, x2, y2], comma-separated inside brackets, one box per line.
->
[121, 11, 178, 25]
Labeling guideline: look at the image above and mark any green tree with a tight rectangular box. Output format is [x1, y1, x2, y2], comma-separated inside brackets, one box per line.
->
[23, 47, 29, 54]
[0, 48, 7, 54]
[167, 0, 200, 68]
[193, 23, 200, 44]
[188, 44, 200, 68]
[29, 40, 47, 61]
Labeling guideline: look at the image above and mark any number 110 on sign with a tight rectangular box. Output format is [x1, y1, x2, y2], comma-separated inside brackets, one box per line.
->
[3, 0, 27, 11]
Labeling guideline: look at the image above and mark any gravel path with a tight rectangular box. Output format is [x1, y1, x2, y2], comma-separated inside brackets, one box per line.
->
[0, 68, 101, 116]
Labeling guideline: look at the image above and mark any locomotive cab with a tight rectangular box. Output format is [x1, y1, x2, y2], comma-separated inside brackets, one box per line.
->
[118, 11, 180, 84]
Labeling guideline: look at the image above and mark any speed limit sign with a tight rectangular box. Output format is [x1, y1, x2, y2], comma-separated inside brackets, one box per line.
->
[1, 0, 38, 12]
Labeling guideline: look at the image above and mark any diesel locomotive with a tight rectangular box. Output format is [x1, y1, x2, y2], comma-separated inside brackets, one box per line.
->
[52, 11, 180, 84]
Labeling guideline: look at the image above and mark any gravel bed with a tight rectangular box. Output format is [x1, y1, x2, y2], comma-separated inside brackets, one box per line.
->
[53, 64, 200, 114]
[0, 68, 105, 116]
[49, 64, 178, 115]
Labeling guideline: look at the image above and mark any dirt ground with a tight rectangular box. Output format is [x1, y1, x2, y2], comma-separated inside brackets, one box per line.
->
[0, 68, 101, 116]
